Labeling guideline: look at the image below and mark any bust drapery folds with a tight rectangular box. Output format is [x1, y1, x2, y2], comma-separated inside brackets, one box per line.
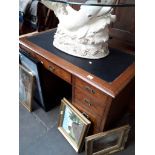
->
[41, 0, 116, 59]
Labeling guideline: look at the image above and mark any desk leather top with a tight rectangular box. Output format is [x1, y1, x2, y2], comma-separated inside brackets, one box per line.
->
[27, 30, 134, 82]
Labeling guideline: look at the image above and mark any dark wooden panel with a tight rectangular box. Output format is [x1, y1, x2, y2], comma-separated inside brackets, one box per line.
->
[105, 78, 135, 129]
[110, 0, 135, 49]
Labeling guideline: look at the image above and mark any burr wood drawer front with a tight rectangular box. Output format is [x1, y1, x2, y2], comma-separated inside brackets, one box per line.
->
[73, 87, 107, 117]
[74, 78, 106, 100]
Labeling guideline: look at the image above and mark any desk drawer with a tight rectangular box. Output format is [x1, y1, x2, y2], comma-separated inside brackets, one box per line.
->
[45, 61, 71, 84]
[72, 102, 102, 133]
[74, 78, 106, 100]
[37, 56, 71, 84]
[25, 51, 72, 84]
[73, 87, 106, 117]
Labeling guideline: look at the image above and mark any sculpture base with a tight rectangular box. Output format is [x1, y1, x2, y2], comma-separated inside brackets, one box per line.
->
[53, 30, 110, 59]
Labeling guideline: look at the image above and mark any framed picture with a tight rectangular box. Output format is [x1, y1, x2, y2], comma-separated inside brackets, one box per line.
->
[58, 98, 91, 152]
[85, 125, 130, 155]
[19, 64, 34, 112]
[19, 51, 44, 109]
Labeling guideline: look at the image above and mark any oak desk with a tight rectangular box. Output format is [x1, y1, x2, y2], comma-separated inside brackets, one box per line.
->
[19, 29, 135, 134]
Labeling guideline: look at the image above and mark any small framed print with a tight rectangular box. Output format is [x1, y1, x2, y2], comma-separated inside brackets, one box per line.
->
[85, 125, 130, 155]
[19, 64, 34, 112]
[58, 98, 91, 152]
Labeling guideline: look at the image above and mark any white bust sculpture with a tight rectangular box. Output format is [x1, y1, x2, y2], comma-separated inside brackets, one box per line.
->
[41, 0, 116, 59]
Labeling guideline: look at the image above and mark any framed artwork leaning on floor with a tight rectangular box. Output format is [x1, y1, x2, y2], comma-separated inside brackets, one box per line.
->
[19, 51, 45, 110]
[19, 64, 35, 112]
[58, 98, 91, 153]
[85, 125, 130, 155]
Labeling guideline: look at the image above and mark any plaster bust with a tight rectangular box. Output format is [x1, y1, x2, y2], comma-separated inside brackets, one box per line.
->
[41, 0, 116, 59]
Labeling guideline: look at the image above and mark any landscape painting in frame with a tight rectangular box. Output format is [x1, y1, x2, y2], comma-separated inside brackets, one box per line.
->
[85, 125, 130, 155]
[19, 64, 34, 112]
[58, 98, 91, 152]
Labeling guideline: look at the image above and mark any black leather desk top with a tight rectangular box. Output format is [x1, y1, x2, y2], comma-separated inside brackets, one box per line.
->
[27, 30, 134, 82]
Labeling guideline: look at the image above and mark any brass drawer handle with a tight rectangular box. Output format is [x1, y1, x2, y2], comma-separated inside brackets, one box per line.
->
[84, 98, 92, 106]
[85, 86, 95, 94]
[49, 65, 55, 72]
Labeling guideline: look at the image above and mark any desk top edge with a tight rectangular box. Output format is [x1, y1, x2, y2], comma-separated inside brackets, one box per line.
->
[19, 30, 135, 98]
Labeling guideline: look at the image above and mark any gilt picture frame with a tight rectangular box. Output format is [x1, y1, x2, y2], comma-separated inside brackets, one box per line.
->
[85, 125, 130, 155]
[58, 98, 91, 152]
[19, 64, 34, 112]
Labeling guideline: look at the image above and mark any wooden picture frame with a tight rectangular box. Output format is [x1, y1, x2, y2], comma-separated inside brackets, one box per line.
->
[19, 64, 34, 112]
[58, 98, 91, 152]
[85, 125, 130, 155]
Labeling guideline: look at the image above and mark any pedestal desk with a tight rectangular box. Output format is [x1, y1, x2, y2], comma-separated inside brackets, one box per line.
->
[19, 29, 135, 134]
